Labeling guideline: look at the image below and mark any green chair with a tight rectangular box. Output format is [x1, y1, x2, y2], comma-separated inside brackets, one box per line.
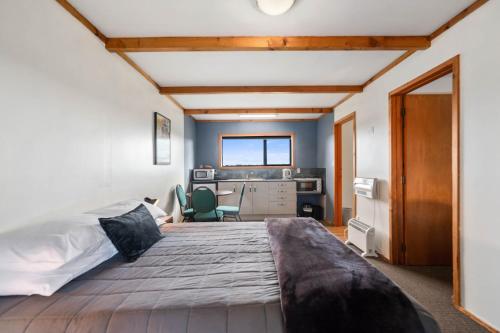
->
[191, 186, 223, 222]
[175, 185, 195, 222]
[217, 183, 245, 221]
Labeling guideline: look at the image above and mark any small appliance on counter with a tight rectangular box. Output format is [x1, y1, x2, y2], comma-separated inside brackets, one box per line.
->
[193, 168, 215, 181]
[282, 168, 292, 179]
[295, 178, 322, 194]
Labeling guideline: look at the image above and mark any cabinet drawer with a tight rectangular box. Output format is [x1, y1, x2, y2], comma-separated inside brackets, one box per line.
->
[270, 194, 295, 202]
[269, 182, 296, 191]
[269, 185, 296, 197]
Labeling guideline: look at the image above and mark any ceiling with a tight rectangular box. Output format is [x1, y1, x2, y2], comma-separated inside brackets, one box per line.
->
[126, 51, 405, 86]
[68, 0, 477, 120]
[69, 0, 475, 37]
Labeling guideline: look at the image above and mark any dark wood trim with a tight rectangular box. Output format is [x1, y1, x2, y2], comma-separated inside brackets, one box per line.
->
[115, 52, 160, 90]
[388, 95, 405, 265]
[389, 55, 461, 305]
[161, 86, 363, 94]
[375, 252, 391, 264]
[54, 0, 184, 111]
[430, 0, 490, 41]
[195, 119, 317, 123]
[106, 36, 430, 52]
[454, 305, 499, 333]
[217, 132, 296, 170]
[334, 113, 356, 227]
[334, 124, 342, 226]
[331, 93, 356, 110]
[185, 108, 331, 115]
[363, 51, 416, 89]
[55, 0, 107, 43]
[328, 0, 487, 111]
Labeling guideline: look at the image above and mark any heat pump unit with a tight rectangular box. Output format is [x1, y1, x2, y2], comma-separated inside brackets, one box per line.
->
[345, 218, 377, 258]
[353, 177, 377, 199]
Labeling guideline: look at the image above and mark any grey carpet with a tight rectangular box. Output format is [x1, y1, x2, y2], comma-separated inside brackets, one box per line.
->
[366, 259, 488, 333]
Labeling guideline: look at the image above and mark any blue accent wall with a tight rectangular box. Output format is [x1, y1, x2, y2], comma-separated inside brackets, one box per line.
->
[195, 121, 318, 168]
[184, 115, 196, 188]
[317, 113, 334, 222]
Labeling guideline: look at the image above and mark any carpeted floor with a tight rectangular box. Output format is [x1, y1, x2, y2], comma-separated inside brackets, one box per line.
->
[366, 259, 488, 333]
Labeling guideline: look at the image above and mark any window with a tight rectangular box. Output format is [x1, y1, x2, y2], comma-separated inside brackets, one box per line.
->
[220, 134, 293, 168]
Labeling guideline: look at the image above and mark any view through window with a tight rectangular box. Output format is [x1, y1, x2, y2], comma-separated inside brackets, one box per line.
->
[221, 135, 292, 167]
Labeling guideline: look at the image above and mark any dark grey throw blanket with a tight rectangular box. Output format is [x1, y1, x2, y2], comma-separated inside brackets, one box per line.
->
[266, 217, 428, 333]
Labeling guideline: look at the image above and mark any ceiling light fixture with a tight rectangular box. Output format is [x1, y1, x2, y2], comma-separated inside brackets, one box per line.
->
[239, 114, 278, 118]
[256, 0, 295, 16]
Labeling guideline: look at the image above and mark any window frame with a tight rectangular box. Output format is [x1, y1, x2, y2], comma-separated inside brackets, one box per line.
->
[218, 132, 295, 169]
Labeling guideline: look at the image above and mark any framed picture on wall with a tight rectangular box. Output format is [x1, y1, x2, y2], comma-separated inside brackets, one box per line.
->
[154, 112, 171, 165]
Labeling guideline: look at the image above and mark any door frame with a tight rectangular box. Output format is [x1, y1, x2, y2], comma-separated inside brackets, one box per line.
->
[333, 112, 357, 227]
[388, 55, 461, 306]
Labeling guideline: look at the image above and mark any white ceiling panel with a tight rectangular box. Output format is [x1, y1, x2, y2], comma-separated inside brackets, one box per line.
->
[69, 0, 475, 37]
[127, 51, 404, 86]
[174, 93, 346, 109]
[192, 113, 324, 121]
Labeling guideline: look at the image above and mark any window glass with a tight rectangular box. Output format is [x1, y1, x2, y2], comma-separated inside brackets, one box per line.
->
[222, 138, 264, 166]
[221, 135, 292, 167]
[266, 138, 291, 165]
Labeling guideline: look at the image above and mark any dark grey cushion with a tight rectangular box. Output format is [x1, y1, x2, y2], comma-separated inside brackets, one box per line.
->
[99, 204, 163, 262]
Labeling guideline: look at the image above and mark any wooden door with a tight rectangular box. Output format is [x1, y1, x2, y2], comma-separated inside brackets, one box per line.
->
[403, 94, 452, 265]
[251, 182, 269, 214]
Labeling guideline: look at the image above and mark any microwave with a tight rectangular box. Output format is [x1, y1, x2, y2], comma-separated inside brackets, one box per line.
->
[295, 178, 322, 194]
[193, 169, 215, 181]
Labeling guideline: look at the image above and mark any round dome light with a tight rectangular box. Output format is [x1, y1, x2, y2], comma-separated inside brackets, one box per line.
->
[256, 0, 295, 16]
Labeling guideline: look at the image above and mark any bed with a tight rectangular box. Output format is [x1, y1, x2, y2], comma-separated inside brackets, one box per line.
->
[0, 220, 440, 333]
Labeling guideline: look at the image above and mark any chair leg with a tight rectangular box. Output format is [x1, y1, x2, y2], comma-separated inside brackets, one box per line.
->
[237, 214, 242, 222]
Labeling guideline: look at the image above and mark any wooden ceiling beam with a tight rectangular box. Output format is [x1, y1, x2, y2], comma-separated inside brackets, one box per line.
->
[160, 85, 363, 94]
[184, 108, 332, 115]
[106, 36, 430, 52]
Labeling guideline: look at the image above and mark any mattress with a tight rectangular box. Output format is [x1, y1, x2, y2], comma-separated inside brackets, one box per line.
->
[0, 222, 284, 333]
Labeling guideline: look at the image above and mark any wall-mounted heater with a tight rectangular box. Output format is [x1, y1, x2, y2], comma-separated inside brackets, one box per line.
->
[353, 177, 377, 199]
[345, 219, 377, 258]
[345, 177, 378, 257]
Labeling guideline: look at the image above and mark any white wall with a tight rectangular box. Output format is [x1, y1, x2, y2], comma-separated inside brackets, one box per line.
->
[0, 0, 184, 232]
[341, 120, 354, 209]
[334, 1, 500, 329]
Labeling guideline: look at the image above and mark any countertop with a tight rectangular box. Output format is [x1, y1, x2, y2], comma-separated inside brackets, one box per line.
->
[216, 179, 295, 182]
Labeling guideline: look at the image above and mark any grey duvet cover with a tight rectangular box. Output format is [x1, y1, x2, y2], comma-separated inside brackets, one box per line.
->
[0, 221, 440, 333]
[0, 223, 284, 333]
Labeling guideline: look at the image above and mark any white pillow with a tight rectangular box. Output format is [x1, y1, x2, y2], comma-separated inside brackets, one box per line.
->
[0, 214, 116, 296]
[0, 214, 106, 272]
[86, 200, 167, 221]
[0, 239, 117, 296]
[0, 201, 166, 296]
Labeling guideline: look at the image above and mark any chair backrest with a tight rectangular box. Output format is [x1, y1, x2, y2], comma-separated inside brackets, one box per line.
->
[238, 183, 246, 209]
[191, 186, 216, 213]
[175, 185, 187, 208]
